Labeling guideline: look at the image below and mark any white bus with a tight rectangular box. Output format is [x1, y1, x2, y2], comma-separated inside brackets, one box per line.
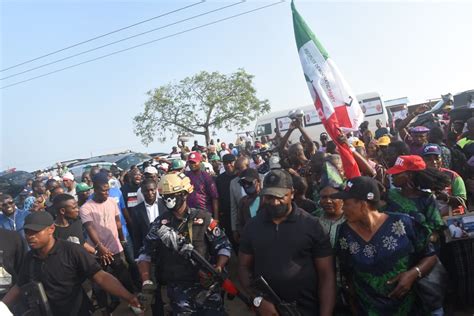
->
[254, 92, 389, 143]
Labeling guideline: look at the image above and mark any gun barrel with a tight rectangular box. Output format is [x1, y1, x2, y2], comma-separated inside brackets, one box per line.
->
[256, 276, 282, 304]
[189, 250, 252, 307]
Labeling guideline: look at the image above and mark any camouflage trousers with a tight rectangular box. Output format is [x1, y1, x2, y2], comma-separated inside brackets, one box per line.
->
[167, 282, 226, 316]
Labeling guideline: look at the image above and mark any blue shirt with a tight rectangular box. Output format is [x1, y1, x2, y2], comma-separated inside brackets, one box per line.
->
[0, 208, 30, 235]
[89, 188, 129, 239]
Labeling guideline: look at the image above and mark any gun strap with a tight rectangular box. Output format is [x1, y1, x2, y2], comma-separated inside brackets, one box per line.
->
[188, 219, 193, 244]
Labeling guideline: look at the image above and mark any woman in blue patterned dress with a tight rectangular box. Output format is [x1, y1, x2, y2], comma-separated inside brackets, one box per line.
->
[333, 176, 437, 316]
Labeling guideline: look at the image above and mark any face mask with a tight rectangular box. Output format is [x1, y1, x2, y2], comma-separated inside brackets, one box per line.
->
[243, 184, 257, 195]
[163, 194, 185, 212]
[263, 203, 289, 219]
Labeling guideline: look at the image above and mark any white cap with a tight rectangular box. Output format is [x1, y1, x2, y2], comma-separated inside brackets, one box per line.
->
[62, 172, 74, 181]
[269, 155, 281, 169]
[144, 166, 158, 174]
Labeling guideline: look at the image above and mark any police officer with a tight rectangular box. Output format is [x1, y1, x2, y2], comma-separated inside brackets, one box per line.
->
[137, 172, 231, 315]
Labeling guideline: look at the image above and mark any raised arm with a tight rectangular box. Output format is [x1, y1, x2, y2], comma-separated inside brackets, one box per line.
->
[396, 104, 431, 140]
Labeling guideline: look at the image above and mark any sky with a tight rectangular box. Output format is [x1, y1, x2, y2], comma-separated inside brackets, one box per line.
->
[1, 0, 473, 171]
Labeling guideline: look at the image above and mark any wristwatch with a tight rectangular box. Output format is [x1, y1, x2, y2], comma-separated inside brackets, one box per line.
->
[253, 296, 263, 308]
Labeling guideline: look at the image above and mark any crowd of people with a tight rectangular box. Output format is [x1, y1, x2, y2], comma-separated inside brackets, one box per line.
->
[1, 104, 474, 316]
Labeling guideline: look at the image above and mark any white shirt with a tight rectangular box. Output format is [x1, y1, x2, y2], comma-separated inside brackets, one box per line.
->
[145, 199, 160, 223]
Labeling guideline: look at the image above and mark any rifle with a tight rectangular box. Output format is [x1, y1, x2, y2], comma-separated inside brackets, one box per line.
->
[20, 281, 53, 316]
[254, 276, 301, 316]
[157, 225, 252, 308]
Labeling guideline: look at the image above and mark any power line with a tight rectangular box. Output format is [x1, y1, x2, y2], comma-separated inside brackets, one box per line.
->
[0, 1, 205, 73]
[1, 1, 285, 90]
[1, 1, 245, 81]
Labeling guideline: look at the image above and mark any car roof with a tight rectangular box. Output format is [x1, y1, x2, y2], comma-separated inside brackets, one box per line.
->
[71, 153, 133, 166]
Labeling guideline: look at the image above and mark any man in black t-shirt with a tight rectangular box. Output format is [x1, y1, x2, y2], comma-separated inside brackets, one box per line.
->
[53, 194, 95, 254]
[238, 170, 335, 316]
[1, 212, 141, 316]
[0, 229, 26, 299]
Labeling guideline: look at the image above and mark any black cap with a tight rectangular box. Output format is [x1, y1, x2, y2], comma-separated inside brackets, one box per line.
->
[23, 211, 54, 231]
[261, 170, 293, 198]
[239, 168, 259, 183]
[92, 172, 109, 185]
[331, 176, 380, 202]
[222, 154, 236, 163]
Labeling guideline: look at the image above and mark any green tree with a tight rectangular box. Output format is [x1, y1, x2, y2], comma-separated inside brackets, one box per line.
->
[133, 69, 270, 146]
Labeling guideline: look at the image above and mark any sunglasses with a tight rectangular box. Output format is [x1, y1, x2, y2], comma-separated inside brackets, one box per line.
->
[3, 200, 14, 205]
[239, 180, 254, 187]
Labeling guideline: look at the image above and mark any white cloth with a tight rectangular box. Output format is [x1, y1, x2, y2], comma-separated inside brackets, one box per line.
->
[145, 199, 160, 223]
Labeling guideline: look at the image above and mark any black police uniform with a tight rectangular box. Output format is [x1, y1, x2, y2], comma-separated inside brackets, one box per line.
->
[139, 207, 232, 315]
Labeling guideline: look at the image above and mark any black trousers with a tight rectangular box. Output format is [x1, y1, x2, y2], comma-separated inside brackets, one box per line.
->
[93, 252, 134, 310]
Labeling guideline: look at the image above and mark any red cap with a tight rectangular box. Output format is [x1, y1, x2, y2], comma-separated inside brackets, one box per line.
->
[387, 155, 426, 175]
[187, 151, 202, 163]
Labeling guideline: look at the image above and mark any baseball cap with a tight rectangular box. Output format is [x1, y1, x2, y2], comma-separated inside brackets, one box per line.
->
[351, 138, 365, 148]
[144, 166, 158, 174]
[331, 176, 380, 202]
[76, 182, 92, 194]
[386, 155, 426, 175]
[170, 159, 185, 171]
[269, 155, 282, 170]
[222, 154, 236, 163]
[409, 126, 430, 134]
[239, 168, 259, 183]
[62, 172, 74, 181]
[209, 154, 221, 162]
[23, 211, 54, 231]
[188, 151, 202, 163]
[261, 170, 293, 198]
[92, 172, 109, 185]
[422, 143, 442, 156]
[377, 135, 391, 146]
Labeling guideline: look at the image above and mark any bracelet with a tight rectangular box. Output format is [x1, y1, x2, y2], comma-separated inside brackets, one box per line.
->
[414, 266, 422, 278]
[95, 242, 103, 250]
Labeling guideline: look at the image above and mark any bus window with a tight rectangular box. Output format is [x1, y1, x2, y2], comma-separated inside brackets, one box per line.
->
[303, 108, 322, 126]
[359, 97, 384, 117]
[256, 123, 272, 136]
[276, 116, 292, 132]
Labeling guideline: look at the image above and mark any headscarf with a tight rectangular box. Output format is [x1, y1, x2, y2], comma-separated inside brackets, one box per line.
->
[23, 196, 36, 212]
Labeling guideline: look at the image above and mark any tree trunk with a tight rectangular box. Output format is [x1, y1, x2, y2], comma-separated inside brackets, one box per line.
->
[204, 128, 211, 146]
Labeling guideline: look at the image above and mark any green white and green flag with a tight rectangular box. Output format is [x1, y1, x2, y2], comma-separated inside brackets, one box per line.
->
[292, 1, 364, 178]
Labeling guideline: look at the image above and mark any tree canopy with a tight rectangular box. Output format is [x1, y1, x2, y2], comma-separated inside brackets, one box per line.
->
[133, 68, 270, 146]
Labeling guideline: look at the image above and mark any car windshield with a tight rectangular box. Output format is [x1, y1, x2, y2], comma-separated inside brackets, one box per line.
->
[116, 153, 151, 170]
